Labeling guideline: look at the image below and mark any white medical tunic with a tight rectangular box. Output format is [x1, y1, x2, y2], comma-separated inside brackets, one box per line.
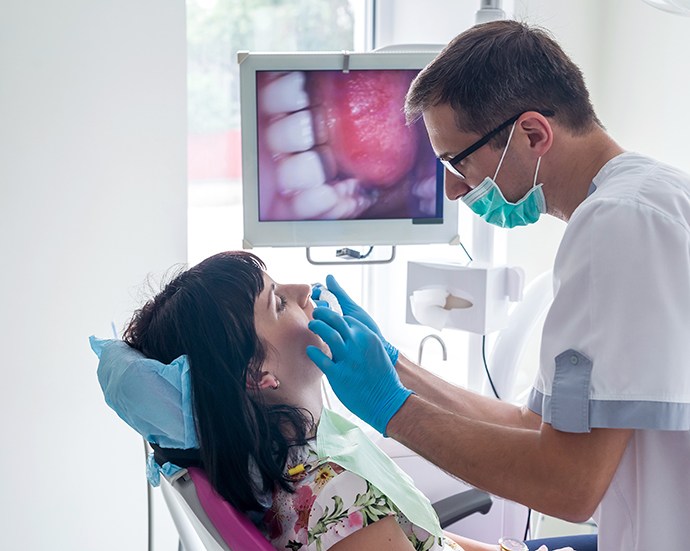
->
[528, 152, 690, 550]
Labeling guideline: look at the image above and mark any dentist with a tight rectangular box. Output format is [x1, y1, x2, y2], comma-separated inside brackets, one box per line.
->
[307, 20, 690, 551]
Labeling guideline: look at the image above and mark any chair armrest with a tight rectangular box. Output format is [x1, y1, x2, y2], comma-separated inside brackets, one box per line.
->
[432, 488, 493, 529]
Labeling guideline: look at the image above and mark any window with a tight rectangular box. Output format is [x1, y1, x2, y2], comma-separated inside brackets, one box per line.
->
[187, 0, 367, 263]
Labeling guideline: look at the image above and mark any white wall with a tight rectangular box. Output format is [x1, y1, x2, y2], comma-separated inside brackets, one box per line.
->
[0, 1, 187, 549]
[597, 0, 690, 173]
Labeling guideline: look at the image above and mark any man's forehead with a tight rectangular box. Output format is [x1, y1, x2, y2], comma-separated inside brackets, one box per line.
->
[423, 104, 476, 157]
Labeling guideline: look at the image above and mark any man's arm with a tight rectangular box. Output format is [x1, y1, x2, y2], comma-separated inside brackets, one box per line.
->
[388, 394, 632, 523]
[396, 353, 539, 430]
[307, 309, 631, 521]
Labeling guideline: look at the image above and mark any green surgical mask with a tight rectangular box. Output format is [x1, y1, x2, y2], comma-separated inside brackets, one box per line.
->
[316, 407, 442, 538]
[461, 122, 546, 228]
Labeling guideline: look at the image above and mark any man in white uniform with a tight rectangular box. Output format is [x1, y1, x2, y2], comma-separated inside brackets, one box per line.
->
[306, 20, 690, 550]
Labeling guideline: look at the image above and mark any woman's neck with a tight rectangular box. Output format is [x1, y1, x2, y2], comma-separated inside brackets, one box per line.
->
[296, 385, 324, 438]
[268, 372, 324, 437]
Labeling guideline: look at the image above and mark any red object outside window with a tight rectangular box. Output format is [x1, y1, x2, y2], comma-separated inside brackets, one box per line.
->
[188, 130, 242, 181]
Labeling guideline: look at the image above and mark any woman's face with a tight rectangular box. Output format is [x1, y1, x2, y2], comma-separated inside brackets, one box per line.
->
[253, 272, 327, 391]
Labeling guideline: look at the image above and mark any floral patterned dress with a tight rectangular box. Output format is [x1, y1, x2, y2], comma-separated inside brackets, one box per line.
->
[262, 442, 464, 551]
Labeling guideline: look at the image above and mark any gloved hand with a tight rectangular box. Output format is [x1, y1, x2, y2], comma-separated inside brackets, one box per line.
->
[312, 275, 399, 365]
[307, 307, 412, 435]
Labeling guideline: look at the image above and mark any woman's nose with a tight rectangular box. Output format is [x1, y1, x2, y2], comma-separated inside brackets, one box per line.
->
[288, 283, 312, 308]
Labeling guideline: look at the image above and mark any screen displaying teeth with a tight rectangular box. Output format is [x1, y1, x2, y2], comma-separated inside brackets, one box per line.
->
[256, 69, 441, 222]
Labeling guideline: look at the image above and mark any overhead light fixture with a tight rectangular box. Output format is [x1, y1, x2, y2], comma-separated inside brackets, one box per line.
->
[475, 0, 506, 24]
[642, 0, 690, 15]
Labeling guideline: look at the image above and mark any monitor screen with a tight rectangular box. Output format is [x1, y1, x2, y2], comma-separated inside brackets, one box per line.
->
[239, 51, 459, 248]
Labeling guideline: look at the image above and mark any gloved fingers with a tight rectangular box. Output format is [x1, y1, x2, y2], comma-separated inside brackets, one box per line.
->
[343, 315, 380, 343]
[308, 319, 347, 359]
[310, 283, 323, 301]
[312, 306, 351, 335]
[306, 345, 334, 374]
[313, 299, 329, 309]
[325, 274, 356, 308]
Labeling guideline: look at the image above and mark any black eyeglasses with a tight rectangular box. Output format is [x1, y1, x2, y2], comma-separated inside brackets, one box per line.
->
[440, 110, 555, 179]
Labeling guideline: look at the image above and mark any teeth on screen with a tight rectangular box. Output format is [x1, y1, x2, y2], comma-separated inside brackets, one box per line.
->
[332, 178, 359, 197]
[320, 197, 358, 219]
[291, 184, 340, 218]
[419, 198, 436, 216]
[259, 72, 310, 115]
[413, 175, 436, 198]
[265, 110, 315, 153]
[276, 151, 326, 192]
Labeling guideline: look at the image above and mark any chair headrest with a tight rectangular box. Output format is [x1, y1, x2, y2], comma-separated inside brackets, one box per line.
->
[90, 336, 199, 449]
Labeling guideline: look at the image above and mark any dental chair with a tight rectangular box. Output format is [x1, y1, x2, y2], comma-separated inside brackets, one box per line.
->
[91, 335, 492, 551]
[159, 466, 271, 551]
[152, 442, 493, 551]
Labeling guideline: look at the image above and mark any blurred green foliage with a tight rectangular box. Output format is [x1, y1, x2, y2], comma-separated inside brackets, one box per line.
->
[187, 0, 355, 133]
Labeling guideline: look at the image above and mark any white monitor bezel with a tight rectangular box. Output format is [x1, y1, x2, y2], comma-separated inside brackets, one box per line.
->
[238, 50, 459, 249]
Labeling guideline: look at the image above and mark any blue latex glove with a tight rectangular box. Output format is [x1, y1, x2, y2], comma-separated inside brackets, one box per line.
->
[307, 307, 412, 435]
[312, 275, 399, 365]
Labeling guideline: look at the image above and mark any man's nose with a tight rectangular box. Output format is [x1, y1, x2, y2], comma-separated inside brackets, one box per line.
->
[444, 169, 471, 201]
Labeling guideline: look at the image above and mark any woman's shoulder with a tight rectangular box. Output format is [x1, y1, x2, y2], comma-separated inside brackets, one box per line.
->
[307, 461, 401, 550]
[264, 454, 399, 551]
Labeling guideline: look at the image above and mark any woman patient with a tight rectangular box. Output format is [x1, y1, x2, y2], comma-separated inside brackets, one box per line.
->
[116, 251, 537, 551]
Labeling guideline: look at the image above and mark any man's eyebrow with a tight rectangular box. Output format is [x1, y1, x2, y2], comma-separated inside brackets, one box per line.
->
[438, 150, 462, 162]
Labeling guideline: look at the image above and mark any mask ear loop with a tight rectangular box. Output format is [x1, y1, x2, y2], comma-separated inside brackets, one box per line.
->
[493, 121, 518, 181]
[533, 156, 542, 188]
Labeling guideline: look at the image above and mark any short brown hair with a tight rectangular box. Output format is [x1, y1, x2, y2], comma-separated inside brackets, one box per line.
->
[405, 20, 601, 141]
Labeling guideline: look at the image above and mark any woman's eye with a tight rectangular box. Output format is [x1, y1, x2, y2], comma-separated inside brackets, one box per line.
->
[277, 294, 287, 313]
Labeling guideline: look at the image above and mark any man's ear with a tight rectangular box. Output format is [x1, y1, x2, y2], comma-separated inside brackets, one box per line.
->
[519, 111, 553, 156]
[247, 371, 279, 391]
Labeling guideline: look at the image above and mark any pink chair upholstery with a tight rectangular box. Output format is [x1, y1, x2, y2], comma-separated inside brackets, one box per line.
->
[187, 467, 275, 551]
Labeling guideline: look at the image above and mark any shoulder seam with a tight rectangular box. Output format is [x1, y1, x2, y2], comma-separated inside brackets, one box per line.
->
[578, 195, 690, 237]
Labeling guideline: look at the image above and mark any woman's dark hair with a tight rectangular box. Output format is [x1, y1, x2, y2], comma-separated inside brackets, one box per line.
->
[123, 251, 313, 513]
[405, 20, 602, 143]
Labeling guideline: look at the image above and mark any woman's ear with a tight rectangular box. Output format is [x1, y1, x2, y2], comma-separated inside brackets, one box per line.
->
[247, 371, 280, 391]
